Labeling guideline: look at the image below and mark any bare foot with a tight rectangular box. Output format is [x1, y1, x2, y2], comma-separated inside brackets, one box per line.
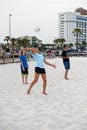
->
[27, 89, 30, 94]
[25, 82, 29, 84]
[64, 77, 69, 80]
[42, 92, 48, 95]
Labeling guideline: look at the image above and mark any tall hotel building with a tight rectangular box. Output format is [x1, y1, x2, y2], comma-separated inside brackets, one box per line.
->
[58, 8, 87, 45]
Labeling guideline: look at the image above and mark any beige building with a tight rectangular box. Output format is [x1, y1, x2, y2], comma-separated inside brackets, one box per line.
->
[19, 35, 42, 46]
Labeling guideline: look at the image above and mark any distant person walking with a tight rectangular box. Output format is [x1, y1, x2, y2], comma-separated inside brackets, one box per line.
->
[0, 45, 4, 59]
[5, 45, 10, 60]
[27, 45, 56, 95]
[20, 47, 29, 84]
[61, 44, 70, 80]
[47, 49, 52, 58]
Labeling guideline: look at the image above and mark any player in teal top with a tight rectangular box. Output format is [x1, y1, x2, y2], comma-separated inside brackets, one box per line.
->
[27, 45, 56, 95]
[32, 53, 45, 68]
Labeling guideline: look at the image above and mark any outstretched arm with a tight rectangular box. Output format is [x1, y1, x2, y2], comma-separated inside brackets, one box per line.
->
[26, 48, 35, 54]
[61, 55, 69, 59]
[44, 59, 56, 68]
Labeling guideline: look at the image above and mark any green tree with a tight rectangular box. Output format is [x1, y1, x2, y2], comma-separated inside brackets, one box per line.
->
[59, 38, 66, 45]
[72, 28, 82, 50]
[68, 43, 73, 48]
[75, 42, 80, 50]
[4, 36, 10, 45]
[53, 38, 66, 49]
[10, 38, 17, 63]
[17, 38, 29, 48]
[81, 40, 87, 50]
[11, 38, 17, 52]
[53, 38, 61, 49]
[82, 40, 86, 46]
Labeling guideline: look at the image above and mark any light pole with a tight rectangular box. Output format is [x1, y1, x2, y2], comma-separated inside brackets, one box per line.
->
[9, 14, 12, 44]
[9, 14, 15, 62]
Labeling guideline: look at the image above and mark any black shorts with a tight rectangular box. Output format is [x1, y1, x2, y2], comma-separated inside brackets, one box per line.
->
[21, 68, 28, 75]
[35, 67, 46, 74]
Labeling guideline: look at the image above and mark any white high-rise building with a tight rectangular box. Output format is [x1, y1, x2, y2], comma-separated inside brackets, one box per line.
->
[58, 11, 87, 45]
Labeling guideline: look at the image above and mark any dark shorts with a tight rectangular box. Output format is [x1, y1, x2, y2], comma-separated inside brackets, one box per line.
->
[63, 61, 70, 70]
[21, 68, 28, 75]
[35, 67, 46, 74]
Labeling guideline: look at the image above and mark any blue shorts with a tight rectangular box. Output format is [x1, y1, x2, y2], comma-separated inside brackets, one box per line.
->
[63, 61, 70, 70]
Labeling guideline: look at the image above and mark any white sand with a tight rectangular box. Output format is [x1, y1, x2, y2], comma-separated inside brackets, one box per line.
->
[0, 57, 87, 130]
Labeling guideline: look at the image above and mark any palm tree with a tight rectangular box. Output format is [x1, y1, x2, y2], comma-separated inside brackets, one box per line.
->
[75, 42, 80, 50]
[11, 38, 17, 51]
[17, 38, 29, 48]
[17, 38, 22, 48]
[81, 40, 87, 50]
[53, 38, 61, 48]
[11, 38, 17, 62]
[4, 36, 10, 45]
[82, 40, 87, 46]
[22, 38, 29, 47]
[59, 38, 66, 45]
[53, 38, 66, 50]
[68, 43, 74, 48]
[72, 28, 82, 50]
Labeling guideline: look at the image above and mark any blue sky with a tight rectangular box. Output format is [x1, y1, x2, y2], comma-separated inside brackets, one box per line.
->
[0, 0, 87, 43]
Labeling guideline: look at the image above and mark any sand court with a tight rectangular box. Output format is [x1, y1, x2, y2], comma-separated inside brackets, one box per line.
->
[0, 57, 87, 130]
